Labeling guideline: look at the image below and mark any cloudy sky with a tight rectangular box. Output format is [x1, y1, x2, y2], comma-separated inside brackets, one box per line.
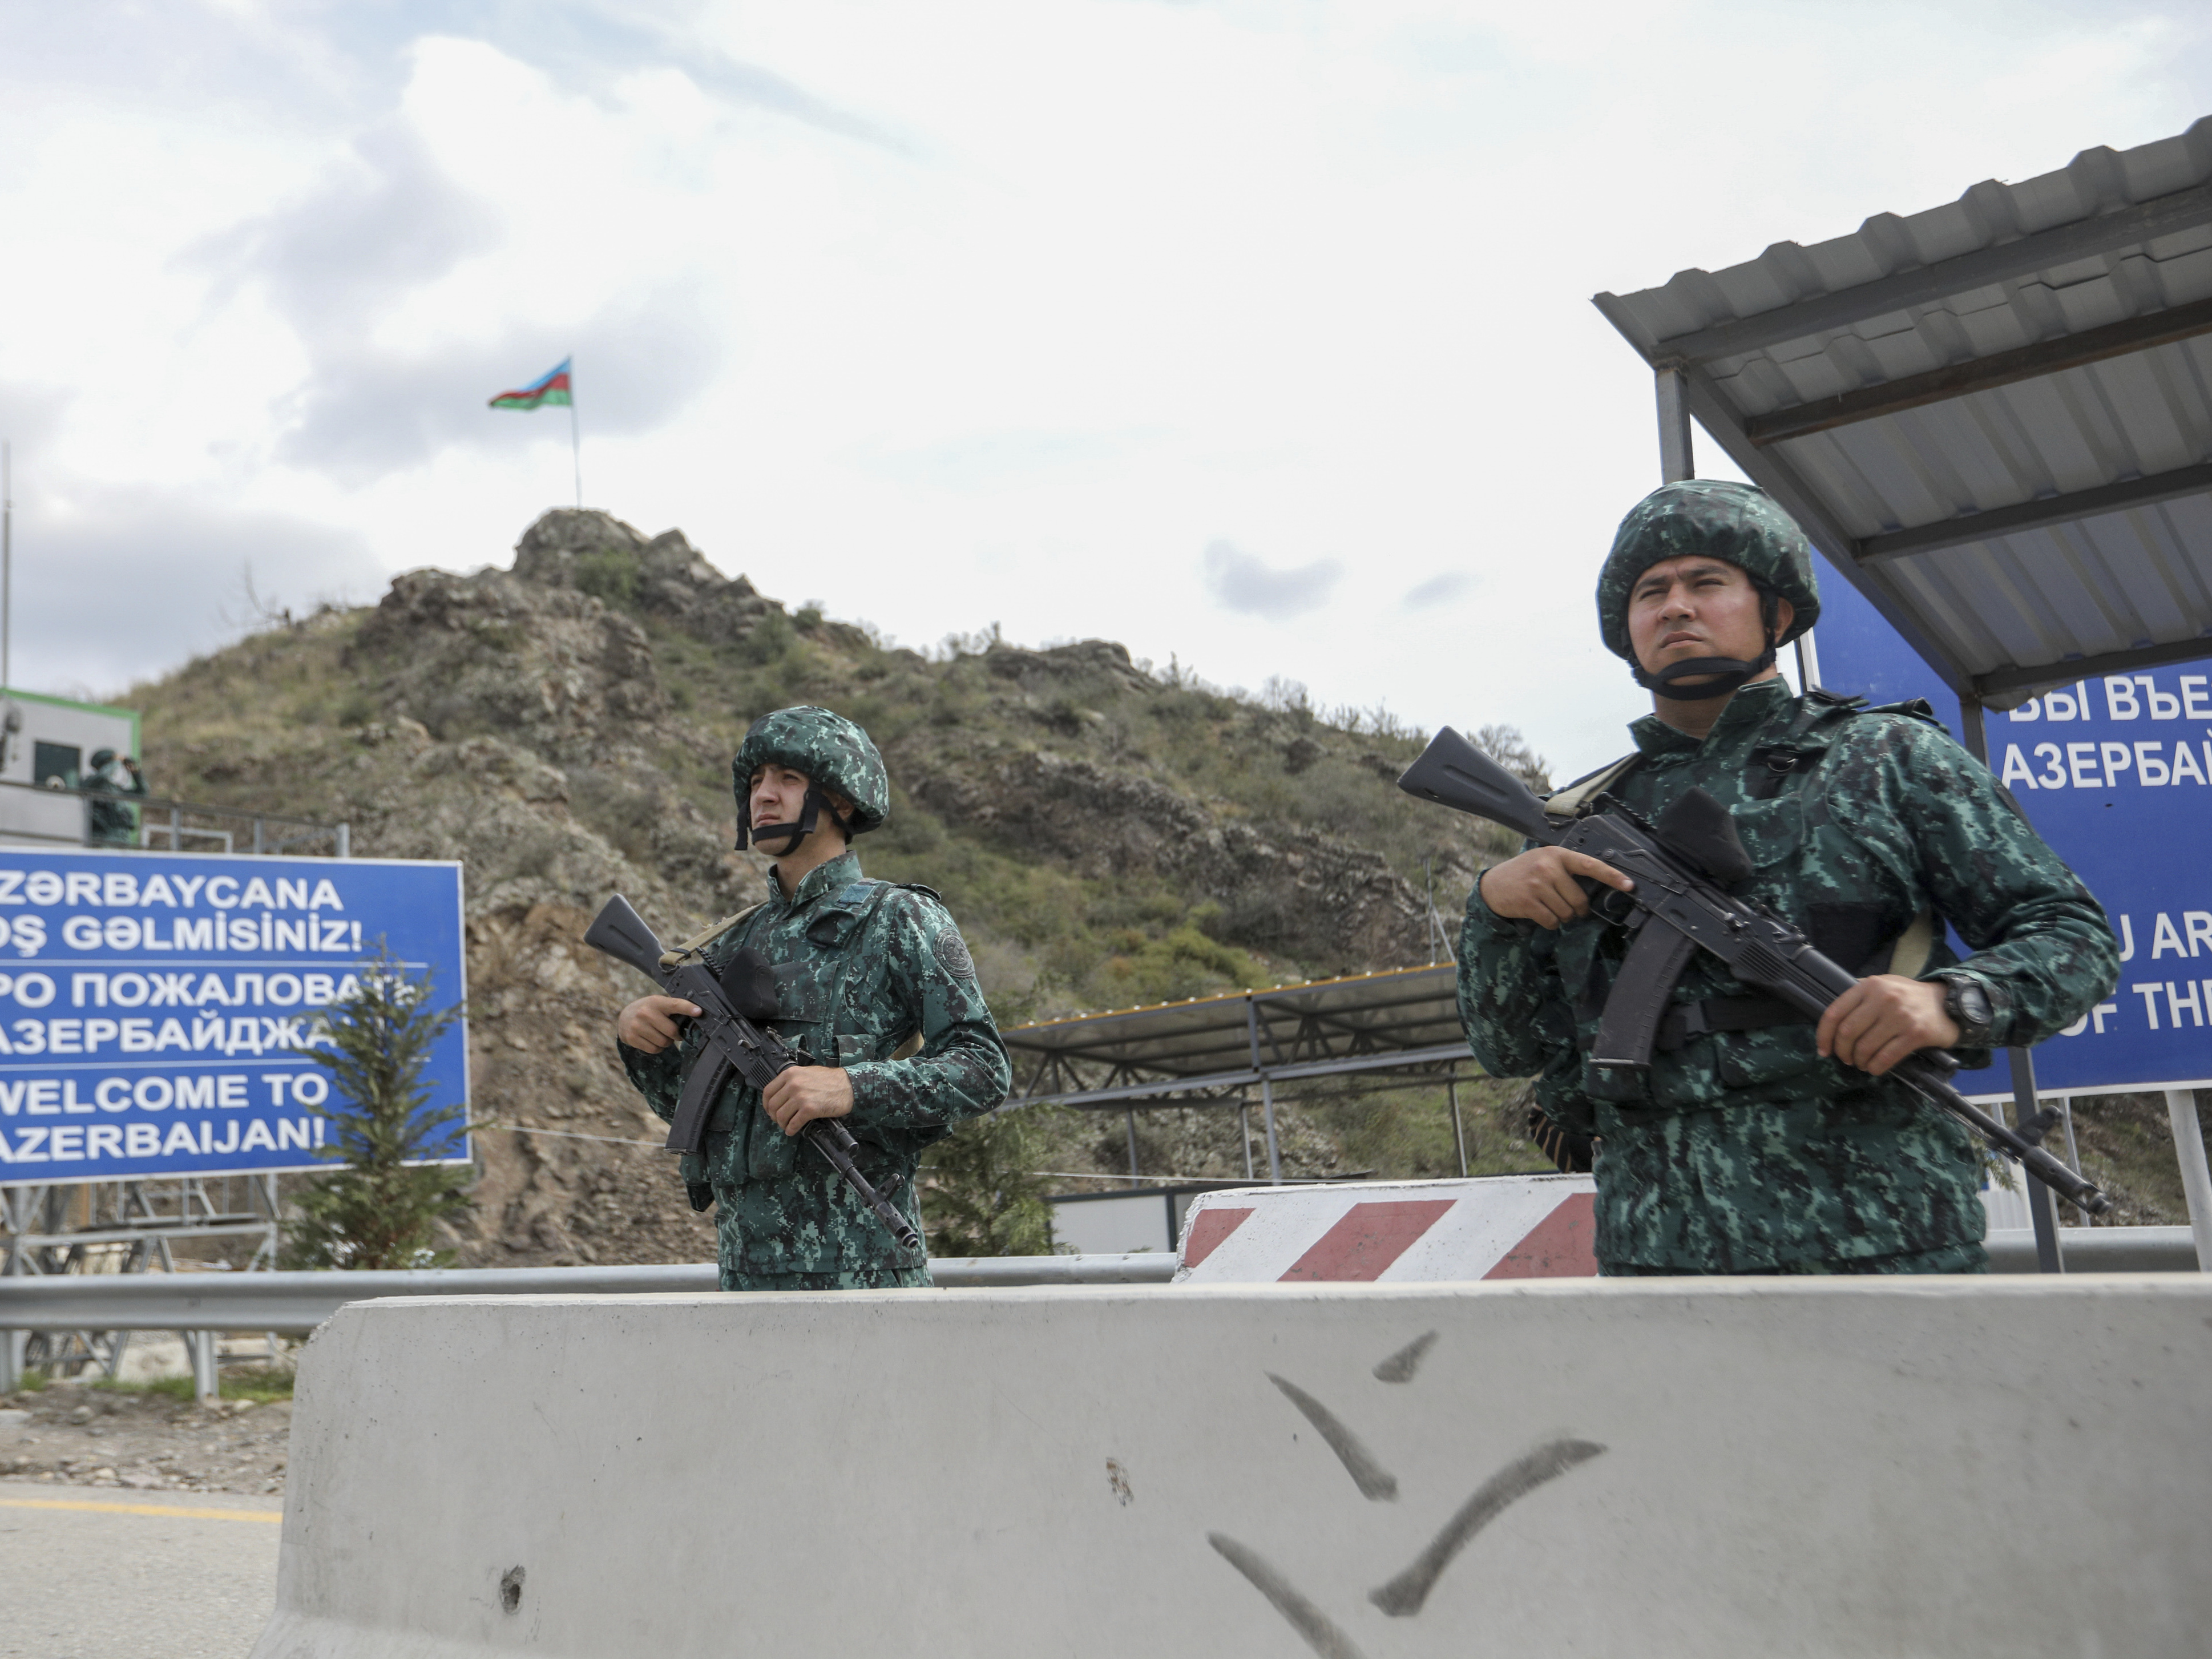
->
[2, 1, 2207, 774]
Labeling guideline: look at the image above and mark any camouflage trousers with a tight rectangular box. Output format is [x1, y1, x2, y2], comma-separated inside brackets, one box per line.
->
[717, 1266, 934, 1292]
[1601, 1240, 1987, 1277]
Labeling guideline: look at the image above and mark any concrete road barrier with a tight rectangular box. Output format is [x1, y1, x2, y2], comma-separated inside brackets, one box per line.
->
[257, 1277, 2212, 1657]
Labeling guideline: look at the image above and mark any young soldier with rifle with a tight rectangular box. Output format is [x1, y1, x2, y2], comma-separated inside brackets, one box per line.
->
[607, 707, 1010, 1290]
[1414, 481, 2118, 1275]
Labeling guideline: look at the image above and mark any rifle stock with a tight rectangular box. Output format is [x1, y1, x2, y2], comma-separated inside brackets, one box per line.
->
[583, 894, 667, 980]
[1396, 728, 1560, 845]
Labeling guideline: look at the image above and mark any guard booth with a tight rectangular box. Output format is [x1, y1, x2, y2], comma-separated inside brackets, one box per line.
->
[0, 689, 140, 850]
[0, 685, 348, 855]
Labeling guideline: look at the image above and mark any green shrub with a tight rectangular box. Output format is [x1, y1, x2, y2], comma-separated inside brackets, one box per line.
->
[573, 548, 641, 607]
[284, 952, 471, 1270]
[920, 1105, 1067, 1257]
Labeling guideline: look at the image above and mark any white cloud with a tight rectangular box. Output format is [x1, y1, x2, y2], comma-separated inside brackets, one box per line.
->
[1201, 539, 1343, 620]
[1403, 572, 1475, 611]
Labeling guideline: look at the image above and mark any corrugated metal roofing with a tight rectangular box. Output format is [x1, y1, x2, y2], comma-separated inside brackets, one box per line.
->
[1596, 118, 2212, 702]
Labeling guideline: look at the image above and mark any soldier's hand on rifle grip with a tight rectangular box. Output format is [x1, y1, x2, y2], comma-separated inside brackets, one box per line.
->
[616, 995, 701, 1055]
[1816, 975, 1960, 1078]
[1478, 847, 1636, 931]
[762, 1067, 855, 1135]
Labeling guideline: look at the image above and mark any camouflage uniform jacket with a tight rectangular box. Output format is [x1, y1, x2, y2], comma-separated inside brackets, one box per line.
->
[83, 767, 147, 847]
[1459, 677, 2118, 1272]
[619, 850, 1012, 1289]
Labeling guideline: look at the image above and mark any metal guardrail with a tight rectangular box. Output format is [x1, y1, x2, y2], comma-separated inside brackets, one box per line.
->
[0, 1254, 1181, 1337]
[1985, 1226, 2200, 1273]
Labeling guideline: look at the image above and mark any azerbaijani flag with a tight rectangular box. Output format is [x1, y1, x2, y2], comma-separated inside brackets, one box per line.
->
[488, 358, 572, 411]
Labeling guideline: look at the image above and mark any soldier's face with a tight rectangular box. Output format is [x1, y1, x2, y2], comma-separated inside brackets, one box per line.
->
[749, 764, 813, 829]
[747, 766, 858, 839]
[1626, 556, 1793, 677]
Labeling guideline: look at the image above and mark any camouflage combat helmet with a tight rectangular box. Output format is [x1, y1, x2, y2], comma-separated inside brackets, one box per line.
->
[1595, 481, 1819, 699]
[731, 706, 889, 850]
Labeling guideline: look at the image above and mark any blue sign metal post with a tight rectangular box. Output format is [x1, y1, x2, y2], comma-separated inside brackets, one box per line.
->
[0, 851, 467, 1184]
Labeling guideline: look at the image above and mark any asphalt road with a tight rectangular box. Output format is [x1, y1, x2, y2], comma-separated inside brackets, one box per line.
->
[0, 1479, 280, 1659]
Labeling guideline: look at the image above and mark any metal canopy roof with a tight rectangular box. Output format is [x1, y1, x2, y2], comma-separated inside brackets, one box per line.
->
[1596, 118, 2212, 705]
[1003, 964, 1469, 1110]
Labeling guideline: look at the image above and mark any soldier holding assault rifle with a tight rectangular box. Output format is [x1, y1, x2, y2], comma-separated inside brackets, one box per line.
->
[1410, 482, 2118, 1276]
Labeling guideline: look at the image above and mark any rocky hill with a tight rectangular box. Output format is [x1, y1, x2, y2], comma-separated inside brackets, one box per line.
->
[132, 511, 1540, 1267]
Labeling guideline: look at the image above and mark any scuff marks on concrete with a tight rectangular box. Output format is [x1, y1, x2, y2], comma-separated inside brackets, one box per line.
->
[1370, 1331, 1437, 1384]
[1268, 1374, 1398, 1501]
[1367, 1438, 1606, 1617]
[1208, 1533, 1371, 1659]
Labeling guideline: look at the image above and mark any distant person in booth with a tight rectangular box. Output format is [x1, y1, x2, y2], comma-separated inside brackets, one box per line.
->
[83, 748, 148, 847]
[1460, 481, 2118, 1275]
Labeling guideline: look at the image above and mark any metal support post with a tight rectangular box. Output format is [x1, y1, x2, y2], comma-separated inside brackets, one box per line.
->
[1448, 1068, 1468, 1178]
[2165, 1089, 2212, 1271]
[335, 822, 350, 859]
[1240, 1101, 1254, 1181]
[1656, 365, 1696, 483]
[1245, 997, 1282, 1185]
[2055, 1096, 2086, 1225]
[1957, 693, 2061, 1271]
[185, 1330, 219, 1405]
[2, 1327, 25, 1393]
[1792, 629, 1823, 696]
[2006, 1050, 2063, 1273]
[1124, 1108, 1140, 1183]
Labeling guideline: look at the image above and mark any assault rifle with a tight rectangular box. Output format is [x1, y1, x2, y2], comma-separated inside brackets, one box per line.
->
[584, 894, 923, 1252]
[1398, 728, 2111, 1217]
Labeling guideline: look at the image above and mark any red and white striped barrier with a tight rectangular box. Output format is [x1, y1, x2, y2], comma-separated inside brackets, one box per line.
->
[1172, 1174, 1599, 1284]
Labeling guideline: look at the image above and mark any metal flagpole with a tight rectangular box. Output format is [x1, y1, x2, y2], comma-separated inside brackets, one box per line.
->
[568, 360, 582, 508]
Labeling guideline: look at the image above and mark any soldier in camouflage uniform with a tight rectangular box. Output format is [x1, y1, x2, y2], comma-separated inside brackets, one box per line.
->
[83, 749, 148, 847]
[616, 707, 1011, 1290]
[1460, 481, 2118, 1275]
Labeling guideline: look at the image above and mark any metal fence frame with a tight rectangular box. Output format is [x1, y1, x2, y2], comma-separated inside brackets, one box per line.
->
[0, 776, 349, 857]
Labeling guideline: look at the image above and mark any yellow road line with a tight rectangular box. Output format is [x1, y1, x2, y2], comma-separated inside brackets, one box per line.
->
[0, 1495, 282, 1523]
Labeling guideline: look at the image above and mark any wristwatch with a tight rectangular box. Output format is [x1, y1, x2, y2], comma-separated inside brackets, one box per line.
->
[1934, 974, 1996, 1047]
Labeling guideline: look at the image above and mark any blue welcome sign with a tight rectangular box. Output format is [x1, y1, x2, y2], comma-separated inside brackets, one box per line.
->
[1809, 552, 2212, 1097]
[0, 850, 468, 1182]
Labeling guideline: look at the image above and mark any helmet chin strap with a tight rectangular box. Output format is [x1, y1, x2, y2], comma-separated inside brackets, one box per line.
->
[1633, 588, 1782, 702]
[736, 785, 830, 855]
[1634, 648, 1777, 701]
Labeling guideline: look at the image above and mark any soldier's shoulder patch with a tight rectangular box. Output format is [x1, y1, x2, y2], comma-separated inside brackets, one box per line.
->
[933, 926, 977, 981]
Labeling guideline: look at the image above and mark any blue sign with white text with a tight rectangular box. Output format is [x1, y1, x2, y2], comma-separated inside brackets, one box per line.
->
[1810, 551, 2212, 1097]
[0, 850, 468, 1185]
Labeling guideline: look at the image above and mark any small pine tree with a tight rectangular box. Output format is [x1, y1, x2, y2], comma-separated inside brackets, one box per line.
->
[284, 952, 471, 1270]
[918, 1104, 1064, 1258]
